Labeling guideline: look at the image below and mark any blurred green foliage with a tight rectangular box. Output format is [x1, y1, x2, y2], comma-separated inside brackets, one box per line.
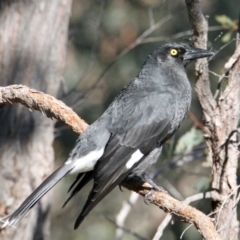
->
[175, 128, 204, 155]
[52, 0, 240, 239]
[215, 15, 238, 42]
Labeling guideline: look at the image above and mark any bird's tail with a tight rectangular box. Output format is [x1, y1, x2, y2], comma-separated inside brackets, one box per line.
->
[1, 163, 72, 229]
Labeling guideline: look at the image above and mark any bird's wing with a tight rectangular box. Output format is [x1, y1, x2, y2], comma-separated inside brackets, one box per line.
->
[107, 88, 177, 147]
[74, 92, 177, 228]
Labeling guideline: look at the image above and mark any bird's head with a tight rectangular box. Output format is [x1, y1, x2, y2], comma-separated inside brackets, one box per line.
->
[152, 43, 214, 67]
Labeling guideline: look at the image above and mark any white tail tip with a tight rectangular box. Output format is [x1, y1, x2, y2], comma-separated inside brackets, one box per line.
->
[0, 217, 16, 229]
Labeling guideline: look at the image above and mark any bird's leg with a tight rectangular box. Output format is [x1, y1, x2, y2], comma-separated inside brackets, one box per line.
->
[142, 173, 165, 191]
[144, 190, 155, 205]
[142, 173, 167, 205]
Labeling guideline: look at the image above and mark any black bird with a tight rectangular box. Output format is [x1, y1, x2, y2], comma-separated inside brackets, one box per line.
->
[1, 43, 213, 229]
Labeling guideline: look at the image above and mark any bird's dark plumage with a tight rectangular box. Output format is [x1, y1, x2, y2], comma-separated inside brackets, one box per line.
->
[1, 43, 213, 229]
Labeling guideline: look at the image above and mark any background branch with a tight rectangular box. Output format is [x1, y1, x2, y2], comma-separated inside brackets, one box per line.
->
[152, 191, 212, 240]
[115, 192, 139, 240]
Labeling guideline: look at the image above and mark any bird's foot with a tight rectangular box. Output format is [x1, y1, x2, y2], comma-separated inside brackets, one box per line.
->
[142, 174, 167, 204]
[143, 173, 166, 191]
[144, 189, 155, 205]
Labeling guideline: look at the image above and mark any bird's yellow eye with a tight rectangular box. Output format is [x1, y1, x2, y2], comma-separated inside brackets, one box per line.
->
[170, 48, 178, 56]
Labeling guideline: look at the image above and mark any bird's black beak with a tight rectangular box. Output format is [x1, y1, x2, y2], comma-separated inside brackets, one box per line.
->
[183, 47, 214, 61]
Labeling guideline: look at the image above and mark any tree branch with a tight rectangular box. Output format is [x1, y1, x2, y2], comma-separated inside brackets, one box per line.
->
[0, 85, 88, 134]
[123, 178, 220, 240]
[152, 191, 212, 240]
[185, 0, 216, 126]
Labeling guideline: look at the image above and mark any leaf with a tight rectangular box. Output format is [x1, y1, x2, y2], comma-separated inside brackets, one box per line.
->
[194, 177, 210, 192]
[215, 15, 238, 30]
[221, 31, 232, 43]
[175, 128, 204, 155]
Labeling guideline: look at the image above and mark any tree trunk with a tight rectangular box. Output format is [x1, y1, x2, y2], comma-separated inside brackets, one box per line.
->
[185, 1, 240, 238]
[209, 50, 240, 240]
[0, 0, 72, 239]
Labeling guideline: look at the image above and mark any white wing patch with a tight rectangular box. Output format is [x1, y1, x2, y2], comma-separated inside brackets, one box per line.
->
[126, 150, 144, 169]
[67, 148, 104, 174]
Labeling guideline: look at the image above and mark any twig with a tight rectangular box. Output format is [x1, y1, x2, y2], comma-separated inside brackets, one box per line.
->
[152, 214, 172, 240]
[118, 14, 172, 59]
[215, 185, 240, 230]
[116, 192, 139, 240]
[207, 70, 229, 99]
[141, 26, 224, 44]
[160, 177, 184, 200]
[70, 14, 173, 109]
[224, 42, 240, 69]
[153, 144, 206, 178]
[152, 191, 212, 240]
[63, 0, 106, 102]
[180, 224, 193, 239]
[237, 10, 240, 44]
[187, 110, 204, 129]
[148, 7, 155, 28]
[103, 215, 149, 240]
[208, 38, 235, 62]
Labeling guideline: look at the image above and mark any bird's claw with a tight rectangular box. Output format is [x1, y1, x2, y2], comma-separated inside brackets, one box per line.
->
[119, 184, 124, 192]
[144, 189, 154, 205]
[142, 173, 167, 204]
[144, 186, 167, 205]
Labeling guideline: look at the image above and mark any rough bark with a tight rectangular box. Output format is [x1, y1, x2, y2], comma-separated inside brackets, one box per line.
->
[185, 0, 240, 239]
[0, 1, 72, 240]
[124, 179, 221, 240]
[0, 85, 88, 134]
